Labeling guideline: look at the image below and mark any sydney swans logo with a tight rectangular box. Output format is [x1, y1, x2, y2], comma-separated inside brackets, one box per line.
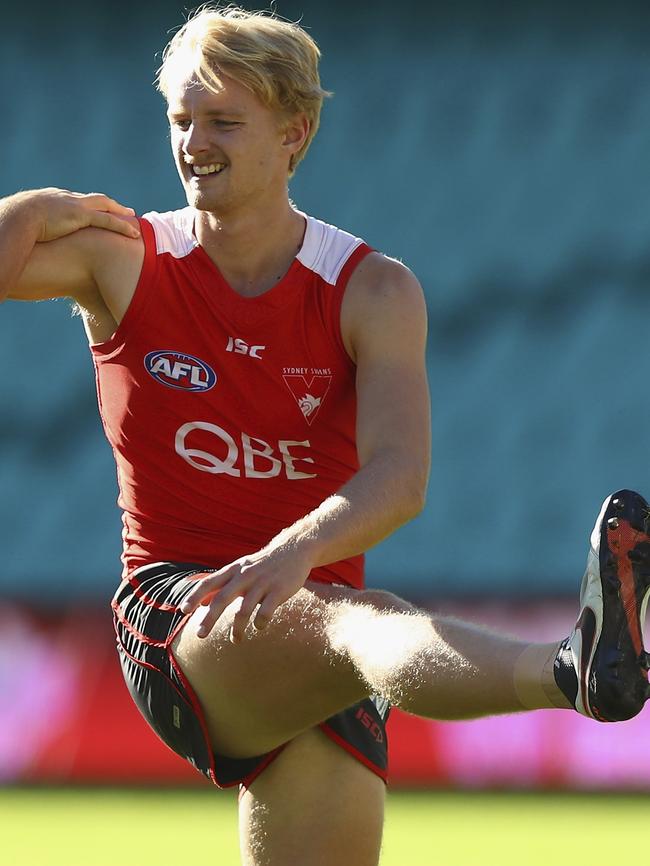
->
[298, 394, 322, 419]
[283, 368, 332, 425]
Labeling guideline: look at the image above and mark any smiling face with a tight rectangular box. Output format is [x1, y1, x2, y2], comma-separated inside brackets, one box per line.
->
[166, 71, 306, 216]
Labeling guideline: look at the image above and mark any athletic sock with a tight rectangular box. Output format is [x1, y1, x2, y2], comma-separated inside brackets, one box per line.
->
[513, 641, 572, 710]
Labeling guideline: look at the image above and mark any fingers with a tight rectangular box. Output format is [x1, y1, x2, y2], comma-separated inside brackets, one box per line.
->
[179, 556, 306, 642]
[197, 582, 285, 643]
[252, 593, 283, 633]
[82, 193, 140, 238]
[230, 586, 266, 644]
[83, 192, 137, 216]
[33, 189, 140, 242]
[194, 573, 252, 638]
[181, 568, 285, 641]
[180, 567, 233, 614]
[87, 209, 141, 239]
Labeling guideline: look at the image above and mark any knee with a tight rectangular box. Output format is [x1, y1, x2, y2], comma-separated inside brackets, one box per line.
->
[324, 589, 416, 665]
[324, 590, 436, 698]
[356, 588, 416, 615]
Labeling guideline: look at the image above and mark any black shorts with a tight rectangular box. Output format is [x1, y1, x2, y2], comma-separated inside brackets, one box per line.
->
[111, 562, 391, 788]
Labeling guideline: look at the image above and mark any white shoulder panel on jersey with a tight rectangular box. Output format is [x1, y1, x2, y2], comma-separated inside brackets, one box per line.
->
[297, 214, 366, 285]
[141, 207, 197, 259]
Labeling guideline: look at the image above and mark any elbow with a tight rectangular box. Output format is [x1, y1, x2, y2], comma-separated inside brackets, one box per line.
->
[410, 457, 430, 518]
[366, 450, 429, 525]
[412, 484, 428, 517]
[399, 473, 428, 522]
[406, 489, 427, 522]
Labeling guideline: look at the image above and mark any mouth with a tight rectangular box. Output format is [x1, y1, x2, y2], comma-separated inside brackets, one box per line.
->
[187, 162, 227, 181]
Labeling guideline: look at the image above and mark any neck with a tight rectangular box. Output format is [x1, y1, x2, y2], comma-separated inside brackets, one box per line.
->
[194, 200, 306, 297]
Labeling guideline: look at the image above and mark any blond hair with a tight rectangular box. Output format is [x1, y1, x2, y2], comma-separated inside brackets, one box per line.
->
[157, 5, 330, 174]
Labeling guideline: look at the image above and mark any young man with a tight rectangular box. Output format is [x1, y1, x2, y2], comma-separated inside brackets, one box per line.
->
[1, 7, 649, 865]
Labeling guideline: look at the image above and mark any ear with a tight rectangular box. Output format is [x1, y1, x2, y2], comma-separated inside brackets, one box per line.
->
[281, 113, 310, 157]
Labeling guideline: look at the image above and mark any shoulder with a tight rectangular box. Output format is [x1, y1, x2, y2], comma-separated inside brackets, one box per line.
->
[82, 206, 194, 265]
[341, 252, 427, 362]
[64, 215, 145, 316]
[79, 215, 144, 277]
[77, 206, 194, 299]
[347, 251, 424, 303]
[139, 207, 196, 258]
[297, 213, 366, 285]
[69, 213, 144, 264]
[297, 212, 424, 302]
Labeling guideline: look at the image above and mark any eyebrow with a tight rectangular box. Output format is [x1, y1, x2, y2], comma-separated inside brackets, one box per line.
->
[166, 108, 246, 119]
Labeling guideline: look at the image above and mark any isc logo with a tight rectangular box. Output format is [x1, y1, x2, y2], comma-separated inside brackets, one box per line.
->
[226, 337, 265, 359]
[144, 350, 216, 392]
[355, 708, 384, 743]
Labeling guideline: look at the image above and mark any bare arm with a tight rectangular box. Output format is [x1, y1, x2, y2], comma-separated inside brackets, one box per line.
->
[0, 188, 140, 303]
[180, 253, 431, 641]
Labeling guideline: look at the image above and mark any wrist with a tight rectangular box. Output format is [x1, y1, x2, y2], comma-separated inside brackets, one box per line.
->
[3, 192, 46, 242]
[263, 527, 322, 569]
[0, 192, 46, 302]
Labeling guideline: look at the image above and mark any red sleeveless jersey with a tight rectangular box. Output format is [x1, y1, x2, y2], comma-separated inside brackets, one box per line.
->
[91, 208, 372, 589]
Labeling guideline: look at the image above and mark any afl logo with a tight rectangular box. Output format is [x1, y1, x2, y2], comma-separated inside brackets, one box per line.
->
[144, 350, 217, 392]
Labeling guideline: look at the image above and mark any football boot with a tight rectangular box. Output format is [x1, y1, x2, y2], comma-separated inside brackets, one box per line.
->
[554, 489, 650, 721]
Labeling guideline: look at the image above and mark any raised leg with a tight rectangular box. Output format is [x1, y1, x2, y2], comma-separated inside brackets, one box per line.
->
[172, 581, 562, 759]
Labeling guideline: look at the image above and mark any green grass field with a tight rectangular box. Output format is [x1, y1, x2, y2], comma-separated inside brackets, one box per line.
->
[2, 787, 647, 865]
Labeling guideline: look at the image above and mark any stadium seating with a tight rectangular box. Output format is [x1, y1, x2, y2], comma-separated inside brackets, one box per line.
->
[3, 1, 650, 599]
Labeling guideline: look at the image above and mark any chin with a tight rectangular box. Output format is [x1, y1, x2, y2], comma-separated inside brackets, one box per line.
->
[189, 191, 237, 217]
[183, 188, 215, 211]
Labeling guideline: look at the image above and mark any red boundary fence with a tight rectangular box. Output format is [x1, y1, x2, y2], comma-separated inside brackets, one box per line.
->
[2, 601, 649, 788]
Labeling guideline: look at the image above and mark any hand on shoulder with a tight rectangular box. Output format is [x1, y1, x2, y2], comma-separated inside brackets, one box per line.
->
[1, 188, 143, 306]
[8, 187, 140, 243]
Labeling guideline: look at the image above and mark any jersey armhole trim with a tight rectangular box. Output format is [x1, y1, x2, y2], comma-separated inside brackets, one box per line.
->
[331, 242, 374, 367]
[90, 216, 158, 359]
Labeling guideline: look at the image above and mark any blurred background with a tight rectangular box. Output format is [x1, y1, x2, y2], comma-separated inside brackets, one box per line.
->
[2, 0, 650, 796]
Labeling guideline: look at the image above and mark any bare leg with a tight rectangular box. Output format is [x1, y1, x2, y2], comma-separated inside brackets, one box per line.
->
[324, 595, 569, 717]
[172, 581, 566, 759]
[239, 728, 384, 866]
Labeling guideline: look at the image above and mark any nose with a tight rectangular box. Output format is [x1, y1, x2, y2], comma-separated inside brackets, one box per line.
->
[182, 122, 210, 157]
